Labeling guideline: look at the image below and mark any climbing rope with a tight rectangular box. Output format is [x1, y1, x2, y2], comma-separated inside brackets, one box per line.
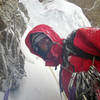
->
[49, 67, 68, 100]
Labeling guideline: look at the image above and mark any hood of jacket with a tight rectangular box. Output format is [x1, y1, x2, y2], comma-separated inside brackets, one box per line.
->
[25, 24, 63, 66]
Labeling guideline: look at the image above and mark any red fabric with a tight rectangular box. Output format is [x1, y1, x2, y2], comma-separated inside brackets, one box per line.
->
[97, 89, 100, 99]
[25, 25, 100, 98]
[69, 56, 100, 72]
[71, 27, 100, 72]
[62, 27, 100, 98]
[45, 45, 63, 66]
[74, 27, 100, 56]
[62, 66, 73, 97]
[25, 24, 63, 66]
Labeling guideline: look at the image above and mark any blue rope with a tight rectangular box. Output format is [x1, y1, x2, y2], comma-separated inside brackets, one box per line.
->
[3, 88, 10, 100]
[68, 86, 76, 100]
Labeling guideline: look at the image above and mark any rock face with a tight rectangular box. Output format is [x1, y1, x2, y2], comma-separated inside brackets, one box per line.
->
[67, 0, 100, 27]
[0, 0, 29, 91]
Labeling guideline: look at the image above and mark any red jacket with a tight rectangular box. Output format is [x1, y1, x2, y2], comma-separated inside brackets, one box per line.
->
[25, 25, 100, 98]
[62, 27, 100, 97]
[70, 27, 100, 72]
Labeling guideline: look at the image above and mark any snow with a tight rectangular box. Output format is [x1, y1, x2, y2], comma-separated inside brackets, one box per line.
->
[21, 0, 91, 38]
[5, 60, 64, 100]
[0, 0, 91, 100]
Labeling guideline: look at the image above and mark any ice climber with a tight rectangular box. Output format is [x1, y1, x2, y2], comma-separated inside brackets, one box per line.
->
[25, 24, 100, 100]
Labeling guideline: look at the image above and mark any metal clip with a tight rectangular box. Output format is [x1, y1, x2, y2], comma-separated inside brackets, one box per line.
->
[68, 72, 77, 91]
